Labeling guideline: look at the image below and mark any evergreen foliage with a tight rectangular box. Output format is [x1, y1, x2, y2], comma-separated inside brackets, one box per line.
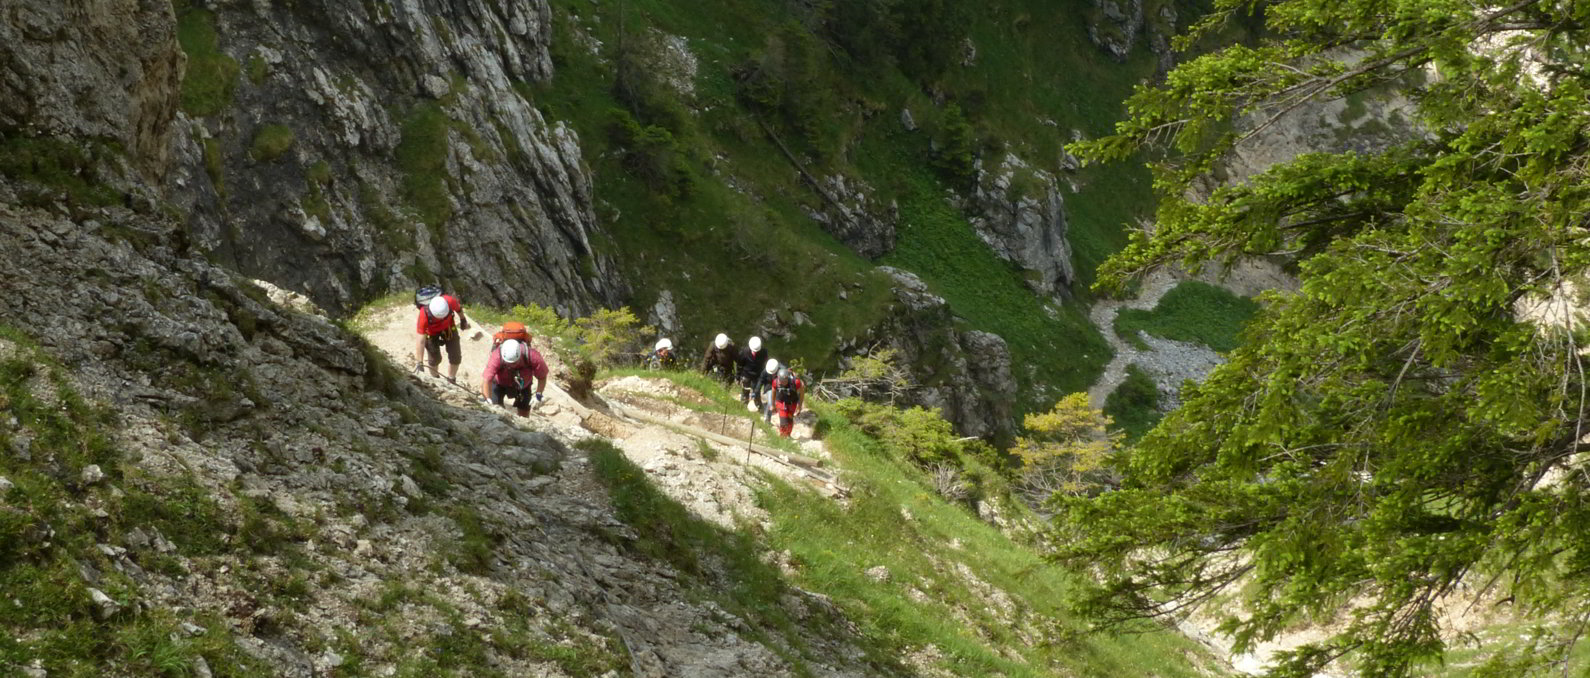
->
[1059, 0, 1590, 675]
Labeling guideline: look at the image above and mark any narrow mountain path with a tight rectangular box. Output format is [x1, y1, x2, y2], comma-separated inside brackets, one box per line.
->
[1085, 269, 1183, 406]
[360, 304, 843, 525]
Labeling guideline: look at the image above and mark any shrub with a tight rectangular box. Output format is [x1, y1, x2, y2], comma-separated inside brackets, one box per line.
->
[250, 124, 294, 162]
[1013, 393, 1120, 509]
[1102, 364, 1162, 441]
[607, 108, 695, 200]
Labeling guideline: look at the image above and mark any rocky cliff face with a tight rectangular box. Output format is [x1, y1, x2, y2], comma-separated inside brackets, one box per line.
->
[0, 0, 183, 181]
[965, 153, 1076, 298]
[863, 268, 1018, 443]
[140, 0, 624, 314]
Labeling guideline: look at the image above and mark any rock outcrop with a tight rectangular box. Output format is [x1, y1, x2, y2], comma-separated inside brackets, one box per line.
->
[0, 0, 184, 182]
[135, 0, 624, 314]
[863, 268, 1018, 442]
[965, 153, 1075, 298]
[805, 173, 898, 260]
[1086, 0, 1176, 73]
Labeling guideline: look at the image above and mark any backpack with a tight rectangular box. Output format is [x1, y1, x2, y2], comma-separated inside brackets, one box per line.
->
[775, 377, 800, 404]
[414, 285, 441, 309]
[494, 321, 530, 346]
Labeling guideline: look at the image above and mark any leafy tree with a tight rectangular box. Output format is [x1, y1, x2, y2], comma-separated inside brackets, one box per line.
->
[813, 346, 911, 403]
[1057, 0, 1590, 675]
[1013, 393, 1120, 509]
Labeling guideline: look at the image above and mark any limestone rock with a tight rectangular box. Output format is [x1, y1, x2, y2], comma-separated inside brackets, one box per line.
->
[966, 153, 1076, 298]
[804, 174, 898, 259]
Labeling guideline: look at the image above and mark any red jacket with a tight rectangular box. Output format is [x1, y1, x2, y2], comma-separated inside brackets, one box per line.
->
[416, 294, 462, 336]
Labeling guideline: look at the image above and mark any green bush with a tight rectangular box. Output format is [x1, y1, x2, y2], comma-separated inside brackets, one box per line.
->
[1102, 363, 1162, 441]
[831, 398, 963, 468]
[249, 124, 295, 162]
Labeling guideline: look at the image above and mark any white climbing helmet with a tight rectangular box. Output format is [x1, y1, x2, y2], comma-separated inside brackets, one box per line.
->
[427, 295, 451, 319]
[714, 333, 729, 349]
[655, 338, 673, 352]
[764, 358, 780, 375]
[748, 336, 762, 352]
[500, 339, 524, 364]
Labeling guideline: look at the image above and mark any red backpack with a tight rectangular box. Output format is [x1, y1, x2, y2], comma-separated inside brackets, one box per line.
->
[494, 322, 531, 346]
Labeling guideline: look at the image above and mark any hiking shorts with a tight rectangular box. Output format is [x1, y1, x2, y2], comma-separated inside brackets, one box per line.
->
[490, 382, 532, 410]
[424, 329, 461, 365]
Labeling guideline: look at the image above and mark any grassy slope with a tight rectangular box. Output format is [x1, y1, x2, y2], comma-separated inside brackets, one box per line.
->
[588, 369, 1220, 676]
[531, 0, 1163, 417]
[0, 329, 263, 676]
[1113, 281, 1260, 352]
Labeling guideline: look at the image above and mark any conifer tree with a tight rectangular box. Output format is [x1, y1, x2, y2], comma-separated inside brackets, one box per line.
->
[1060, 0, 1590, 675]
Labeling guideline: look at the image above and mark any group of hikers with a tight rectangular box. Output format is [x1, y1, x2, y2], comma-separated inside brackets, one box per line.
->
[412, 286, 548, 418]
[669, 332, 806, 438]
[412, 286, 805, 437]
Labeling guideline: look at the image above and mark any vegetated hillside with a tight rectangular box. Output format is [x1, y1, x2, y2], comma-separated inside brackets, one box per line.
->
[0, 197, 1224, 676]
[529, 0, 1186, 428]
[0, 0, 1229, 440]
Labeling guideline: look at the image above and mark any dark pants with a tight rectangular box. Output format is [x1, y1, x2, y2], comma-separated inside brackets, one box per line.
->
[739, 375, 763, 407]
[424, 329, 461, 365]
[490, 382, 532, 414]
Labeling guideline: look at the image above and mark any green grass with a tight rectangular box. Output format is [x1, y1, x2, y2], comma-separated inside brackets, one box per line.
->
[0, 329, 261, 676]
[174, 3, 239, 116]
[395, 103, 455, 233]
[0, 134, 122, 208]
[249, 123, 295, 162]
[1102, 363, 1162, 442]
[747, 405, 1218, 676]
[1113, 280, 1260, 352]
[246, 53, 269, 85]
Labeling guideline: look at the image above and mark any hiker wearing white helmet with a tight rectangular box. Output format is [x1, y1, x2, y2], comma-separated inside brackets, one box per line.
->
[736, 336, 770, 408]
[413, 288, 470, 382]
[700, 332, 737, 383]
[755, 358, 780, 421]
[481, 338, 548, 417]
[649, 337, 678, 370]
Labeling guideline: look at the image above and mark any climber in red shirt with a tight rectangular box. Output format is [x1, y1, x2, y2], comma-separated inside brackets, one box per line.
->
[414, 292, 469, 382]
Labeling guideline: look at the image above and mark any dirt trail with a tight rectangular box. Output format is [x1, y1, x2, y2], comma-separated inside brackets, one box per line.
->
[361, 304, 843, 526]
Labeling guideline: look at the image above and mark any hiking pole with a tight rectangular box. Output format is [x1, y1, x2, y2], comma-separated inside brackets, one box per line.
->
[746, 417, 755, 464]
